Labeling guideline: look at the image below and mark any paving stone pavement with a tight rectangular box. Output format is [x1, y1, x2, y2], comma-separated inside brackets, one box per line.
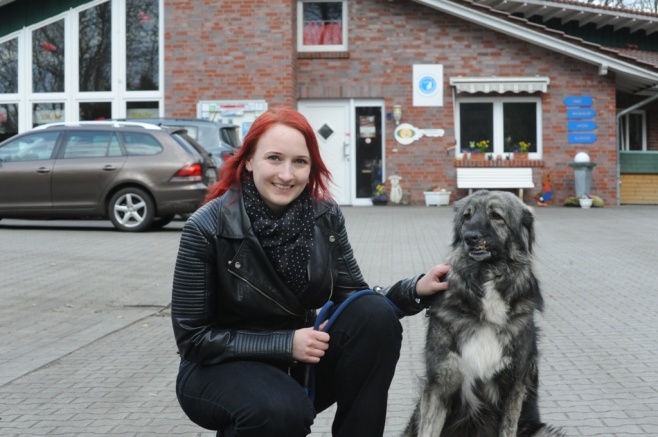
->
[1, 204, 657, 436]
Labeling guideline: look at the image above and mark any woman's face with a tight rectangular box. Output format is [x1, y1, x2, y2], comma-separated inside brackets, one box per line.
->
[246, 123, 311, 215]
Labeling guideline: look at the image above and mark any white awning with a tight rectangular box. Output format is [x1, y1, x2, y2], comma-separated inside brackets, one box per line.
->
[449, 77, 550, 94]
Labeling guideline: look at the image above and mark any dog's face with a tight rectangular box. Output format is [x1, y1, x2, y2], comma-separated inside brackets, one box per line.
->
[452, 190, 535, 263]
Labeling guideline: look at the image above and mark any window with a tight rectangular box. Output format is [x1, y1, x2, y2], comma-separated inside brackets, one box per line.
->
[80, 102, 112, 121]
[122, 132, 162, 156]
[0, 38, 18, 94]
[79, 2, 112, 92]
[0, 104, 18, 142]
[619, 110, 646, 151]
[0, 131, 59, 162]
[126, 0, 159, 91]
[33, 19, 65, 93]
[456, 98, 541, 158]
[33, 103, 65, 127]
[298, 1, 347, 52]
[63, 131, 120, 159]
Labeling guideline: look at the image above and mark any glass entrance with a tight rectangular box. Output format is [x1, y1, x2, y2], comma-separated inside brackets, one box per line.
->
[354, 106, 382, 199]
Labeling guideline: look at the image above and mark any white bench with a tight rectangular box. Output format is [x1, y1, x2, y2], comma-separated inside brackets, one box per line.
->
[456, 167, 534, 199]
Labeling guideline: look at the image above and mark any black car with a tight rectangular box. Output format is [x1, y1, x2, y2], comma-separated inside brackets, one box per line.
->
[123, 118, 241, 166]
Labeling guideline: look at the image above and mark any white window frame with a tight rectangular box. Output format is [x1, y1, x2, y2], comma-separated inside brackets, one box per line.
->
[0, 0, 164, 134]
[297, 0, 348, 52]
[454, 96, 543, 160]
[618, 110, 647, 151]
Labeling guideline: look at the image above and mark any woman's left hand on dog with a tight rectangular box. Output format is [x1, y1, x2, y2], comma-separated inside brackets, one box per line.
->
[415, 264, 451, 297]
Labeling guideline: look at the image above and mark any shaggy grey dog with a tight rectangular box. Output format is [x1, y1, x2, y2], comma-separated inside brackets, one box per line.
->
[404, 190, 564, 437]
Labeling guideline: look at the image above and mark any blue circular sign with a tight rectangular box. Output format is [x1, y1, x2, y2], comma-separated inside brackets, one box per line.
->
[418, 76, 438, 96]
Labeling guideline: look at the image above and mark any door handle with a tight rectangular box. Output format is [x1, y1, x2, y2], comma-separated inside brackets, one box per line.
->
[102, 165, 117, 171]
[36, 167, 51, 174]
[343, 140, 349, 159]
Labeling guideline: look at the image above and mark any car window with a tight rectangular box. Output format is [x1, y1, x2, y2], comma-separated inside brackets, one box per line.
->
[220, 127, 241, 149]
[171, 133, 203, 158]
[62, 131, 122, 158]
[0, 131, 59, 162]
[121, 132, 163, 156]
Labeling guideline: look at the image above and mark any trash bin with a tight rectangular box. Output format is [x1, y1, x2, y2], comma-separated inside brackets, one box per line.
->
[568, 152, 597, 197]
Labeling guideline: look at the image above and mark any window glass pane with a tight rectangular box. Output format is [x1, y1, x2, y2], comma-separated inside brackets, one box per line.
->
[80, 102, 112, 121]
[33, 19, 65, 93]
[122, 132, 162, 156]
[303, 2, 343, 46]
[0, 104, 19, 142]
[503, 102, 537, 153]
[63, 131, 118, 159]
[628, 113, 643, 151]
[0, 38, 18, 94]
[0, 131, 59, 162]
[79, 2, 112, 92]
[460, 103, 492, 154]
[126, 0, 159, 91]
[126, 101, 159, 118]
[33, 102, 65, 127]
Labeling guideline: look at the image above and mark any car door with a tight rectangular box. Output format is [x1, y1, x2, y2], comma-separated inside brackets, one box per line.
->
[0, 131, 59, 212]
[51, 130, 127, 212]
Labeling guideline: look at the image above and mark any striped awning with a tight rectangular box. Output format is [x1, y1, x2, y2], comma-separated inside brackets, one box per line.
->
[450, 77, 550, 94]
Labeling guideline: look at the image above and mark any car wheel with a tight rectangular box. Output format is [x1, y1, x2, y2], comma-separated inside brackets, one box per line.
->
[108, 187, 155, 232]
[151, 214, 175, 229]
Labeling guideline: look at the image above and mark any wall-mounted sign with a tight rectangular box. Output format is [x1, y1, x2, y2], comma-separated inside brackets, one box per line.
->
[563, 95, 593, 107]
[394, 123, 445, 145]
[567, 108, 597, 119]
[413, 64, 444, 107]
[568, 133, 598, 144]
[568, 121, 597, 131]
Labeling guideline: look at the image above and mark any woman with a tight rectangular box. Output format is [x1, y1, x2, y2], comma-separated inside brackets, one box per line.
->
[172, 108, 450, 437]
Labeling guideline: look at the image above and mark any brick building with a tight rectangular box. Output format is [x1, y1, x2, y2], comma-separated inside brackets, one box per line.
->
[1, 0, 657, 205]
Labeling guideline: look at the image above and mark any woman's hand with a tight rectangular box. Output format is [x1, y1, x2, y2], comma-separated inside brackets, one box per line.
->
[415, 264, 450, 298]
[292, 327, 330, 363]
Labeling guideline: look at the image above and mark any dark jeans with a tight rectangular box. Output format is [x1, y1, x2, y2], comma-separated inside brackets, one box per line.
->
[176, 294, 403, 437]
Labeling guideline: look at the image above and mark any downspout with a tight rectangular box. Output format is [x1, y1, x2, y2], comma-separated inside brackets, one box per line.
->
[615, 92, 658, 206]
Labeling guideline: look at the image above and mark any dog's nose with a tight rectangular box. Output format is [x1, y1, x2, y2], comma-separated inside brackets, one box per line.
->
[464, 231, 482, 246]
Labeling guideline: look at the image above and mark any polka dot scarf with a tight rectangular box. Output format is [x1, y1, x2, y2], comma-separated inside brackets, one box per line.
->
[242, 177, 314, 295]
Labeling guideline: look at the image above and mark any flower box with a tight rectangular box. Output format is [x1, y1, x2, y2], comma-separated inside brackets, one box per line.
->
[424, 191, 451, 206]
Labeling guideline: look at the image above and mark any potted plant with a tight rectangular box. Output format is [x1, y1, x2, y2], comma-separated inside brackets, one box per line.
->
[513, 141, 531, 160]
[371, 183, 388, 206]
[468, 140, 490, 160]
[423, 187, 451, 206]
[578, 194, 593, 209]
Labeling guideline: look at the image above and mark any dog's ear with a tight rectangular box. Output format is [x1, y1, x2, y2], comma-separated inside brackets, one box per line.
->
[521, 206, 535, 253]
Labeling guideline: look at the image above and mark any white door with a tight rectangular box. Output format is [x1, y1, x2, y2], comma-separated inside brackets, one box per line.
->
[298, 100, 351, 204]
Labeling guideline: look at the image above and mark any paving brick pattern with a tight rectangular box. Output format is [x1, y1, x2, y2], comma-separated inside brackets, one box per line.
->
[1, 204, 657, 436]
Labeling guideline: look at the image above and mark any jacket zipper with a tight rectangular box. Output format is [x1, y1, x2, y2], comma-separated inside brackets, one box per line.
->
[229, 270, 303, 317]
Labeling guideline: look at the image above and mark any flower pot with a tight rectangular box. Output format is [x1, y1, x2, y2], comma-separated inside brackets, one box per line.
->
[371, 198, 387, 206]
[513, 152, 529, 161]
[579, 198, 593, 209]
[424, 191, 451, 206]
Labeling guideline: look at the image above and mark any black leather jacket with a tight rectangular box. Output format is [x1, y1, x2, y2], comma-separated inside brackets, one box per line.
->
[171, 187, 425, 366]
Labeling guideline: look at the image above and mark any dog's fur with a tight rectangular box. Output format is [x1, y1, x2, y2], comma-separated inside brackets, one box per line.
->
[404, 190, 564, 437]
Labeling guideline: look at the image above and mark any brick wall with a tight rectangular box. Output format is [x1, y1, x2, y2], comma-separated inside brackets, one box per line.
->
[297, 0, 618, 205]
[164, 0, 622, 206]
[164, 0, 298, 116]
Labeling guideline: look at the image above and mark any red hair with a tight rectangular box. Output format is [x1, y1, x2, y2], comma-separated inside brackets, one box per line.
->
[203, 108, 334, 204]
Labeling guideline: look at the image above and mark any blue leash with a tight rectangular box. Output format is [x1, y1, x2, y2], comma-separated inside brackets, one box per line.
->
[303, 289, 404, 402]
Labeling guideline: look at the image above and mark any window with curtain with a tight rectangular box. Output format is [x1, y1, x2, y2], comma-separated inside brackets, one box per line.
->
[457, 98, 541, 158]
[298, 1, 347, 52]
